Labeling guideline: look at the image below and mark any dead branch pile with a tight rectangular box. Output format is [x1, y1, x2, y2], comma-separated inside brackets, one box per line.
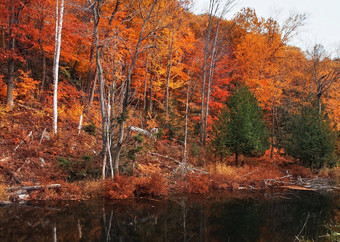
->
[264, 175, 337, 191]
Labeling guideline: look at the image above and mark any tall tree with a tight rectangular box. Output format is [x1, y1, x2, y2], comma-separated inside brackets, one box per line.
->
[200, 0, 235, 146]
[2, 0, 31, 107]
[212, 85, 269, 166]
[52, 0, 65, 134]
[306, 44, 340, 114]
[114, 0, 162, 175]
[282, 104, 337, 169]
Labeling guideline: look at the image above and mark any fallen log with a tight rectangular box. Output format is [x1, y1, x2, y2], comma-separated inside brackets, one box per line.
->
[240, 168, 260, 178]
[7, 184, 61, 192]
[14, 131, 33, 151]
[0, 201, 13, 206]
[148, 152, 181, 164]
[0, 165, 22, 184]
[148, 152, 209, 175]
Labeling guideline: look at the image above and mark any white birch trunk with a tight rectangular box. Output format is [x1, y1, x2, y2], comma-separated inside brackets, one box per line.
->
[78, 114, 83, 135]
[52, 0, 64, 134]
[183, 81, 190, 164]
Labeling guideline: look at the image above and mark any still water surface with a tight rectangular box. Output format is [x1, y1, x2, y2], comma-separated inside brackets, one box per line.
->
[0, 190, 339, 241]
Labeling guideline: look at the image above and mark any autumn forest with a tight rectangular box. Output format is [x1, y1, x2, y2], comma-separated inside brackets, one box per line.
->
[0, 0, 339, 201]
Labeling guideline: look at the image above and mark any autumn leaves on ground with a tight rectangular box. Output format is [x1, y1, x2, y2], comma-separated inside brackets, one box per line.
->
[0, 0, 339, 201]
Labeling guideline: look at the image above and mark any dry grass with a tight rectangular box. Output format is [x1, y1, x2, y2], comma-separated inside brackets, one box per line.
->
[79, 180, 104, 198]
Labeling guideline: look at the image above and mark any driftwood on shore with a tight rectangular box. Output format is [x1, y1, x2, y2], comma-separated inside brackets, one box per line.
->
[6, 184, 61, 192]
[2, 184, 62, 202]
[264, 175, 337, 191]
[148, 152, 209, 175]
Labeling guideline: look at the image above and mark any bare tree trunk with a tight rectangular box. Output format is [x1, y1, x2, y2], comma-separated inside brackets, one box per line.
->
[200, 0, 235, 145]
[90, 0, 109, 179]
[89, 68, 98, 106]
[53, 224, 57, 242]
[7, 50, 15, 107]
[6, 3, 18, 107]
[149, 74, 153, 113]
[143, 47, 149, 114]
[52, 0, 65, 134]
[165, 27, 175, 117]
[108, 84, 115, 178]
[317, 86, 322, 115]
[235, 152, 239, 167]
[38, 39, 46, 91]
[183, 80, 190, 163]
[270, 106, 275, 160]
[199, 2, 214, 144]
[86, 44, 95, 94]
[203, 22, 219, 146]
[114, 0, 158, 173]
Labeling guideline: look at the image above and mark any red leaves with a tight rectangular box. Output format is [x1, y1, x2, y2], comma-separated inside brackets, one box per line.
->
[104, 173, 168, 200]
[181, 174, 210, 194]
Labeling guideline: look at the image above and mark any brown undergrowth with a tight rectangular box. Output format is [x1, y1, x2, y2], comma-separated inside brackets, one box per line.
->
[0, 103, 332, 201]
[104, 173, 168, 199]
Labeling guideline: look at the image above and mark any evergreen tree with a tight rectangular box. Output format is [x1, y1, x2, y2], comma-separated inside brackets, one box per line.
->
[211, 85, 269, 166]
[282, 104, 337, 169]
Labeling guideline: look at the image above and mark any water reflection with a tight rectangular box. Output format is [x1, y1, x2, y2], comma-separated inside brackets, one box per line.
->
[0, 191, 338, 241]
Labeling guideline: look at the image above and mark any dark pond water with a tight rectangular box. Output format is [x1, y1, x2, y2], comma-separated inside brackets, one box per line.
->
[0, 190, 339, 241]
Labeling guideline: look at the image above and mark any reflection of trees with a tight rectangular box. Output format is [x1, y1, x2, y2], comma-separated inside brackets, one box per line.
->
[209, 199, 267, 241]
[0, 192, 337, 241]
[264, 192, 336, 241]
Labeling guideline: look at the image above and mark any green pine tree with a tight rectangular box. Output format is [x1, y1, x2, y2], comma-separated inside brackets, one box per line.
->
[211, 85, 269, 166]
[282, 104, 337, 169]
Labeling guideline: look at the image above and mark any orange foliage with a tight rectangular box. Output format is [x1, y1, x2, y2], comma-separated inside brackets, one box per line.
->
[104, 176, 136, 200]
[104, 173, 168, 199]
[182, 174, 210, 194]
[135, 173, 168, 197]
[14, 70, 40, 103]
[30, 182, 82, 201]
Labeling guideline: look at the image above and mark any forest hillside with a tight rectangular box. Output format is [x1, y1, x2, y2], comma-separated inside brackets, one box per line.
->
[0, 0, 339, 200]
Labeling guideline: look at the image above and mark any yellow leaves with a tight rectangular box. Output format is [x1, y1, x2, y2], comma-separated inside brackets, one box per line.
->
[14, 69, 40, 103]
[137, 163, 161, 176]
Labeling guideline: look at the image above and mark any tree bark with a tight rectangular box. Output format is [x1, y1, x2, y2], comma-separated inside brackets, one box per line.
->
[6, 1, 24, 107]
[52, 0, 65, 134]
[235, 152, 239, 167]
[270, 106, 275, 160]
[90, 0, 110, 179]
[38, 39, 46, 91]
[183, 80, 190, 163]
[148, 74, 153, 113]
[203, 21, 219, 146]
[165, 27, 175, 118]
[199, 2, 214, 144]
[113, 0, 158, 173]
[89, 67, 98, 106]
[143, 47, 149, 114]
[86, 44, 95, 95]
